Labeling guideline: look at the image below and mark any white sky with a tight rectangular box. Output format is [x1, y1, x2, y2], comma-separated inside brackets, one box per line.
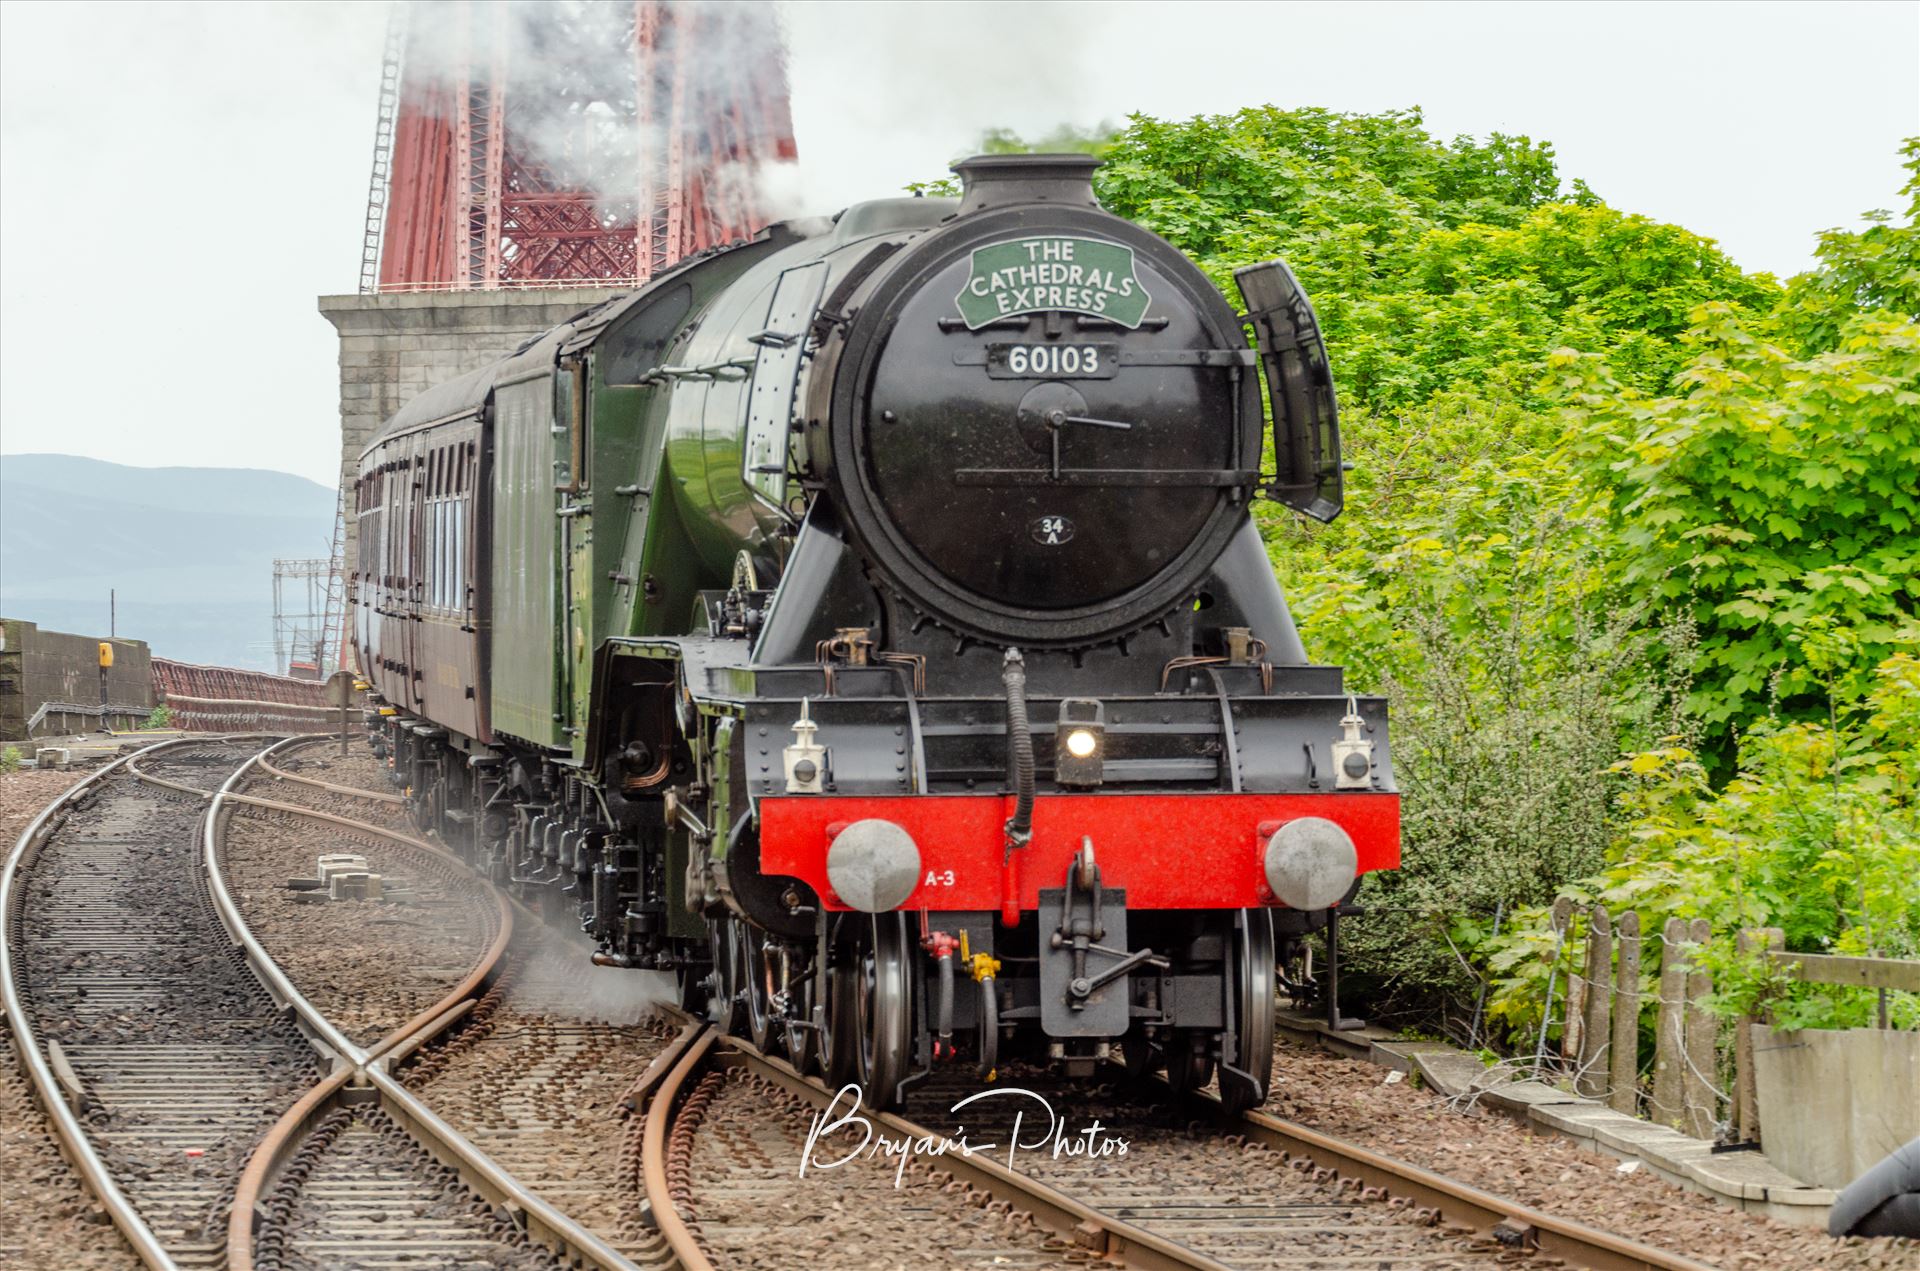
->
[1, 0, 1915, 487]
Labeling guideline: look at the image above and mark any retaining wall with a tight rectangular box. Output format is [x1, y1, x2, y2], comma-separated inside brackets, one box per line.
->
[0, 618, 154, 741]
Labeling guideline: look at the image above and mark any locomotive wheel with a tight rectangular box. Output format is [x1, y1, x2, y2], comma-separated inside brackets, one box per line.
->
[743, 922, 784, 1056]
[1219, 909, 1277, 1113]
[1164, 1030, 1215, 1095]
[854, 913, 914, 1110]
[783, 969, 817, 1075]
[821, 948, 860, 1088]
[709, 919, 747, 1036]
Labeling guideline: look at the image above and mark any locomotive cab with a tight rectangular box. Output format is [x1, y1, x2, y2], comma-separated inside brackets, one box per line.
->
[353, 153, 1399, 1113]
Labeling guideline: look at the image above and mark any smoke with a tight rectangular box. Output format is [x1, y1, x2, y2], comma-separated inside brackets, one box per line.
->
[395, 0, 1112, 241]
[770, 0, 1108, 217]
[398, 0, 796, 242]
[509, 923, 679, 1023]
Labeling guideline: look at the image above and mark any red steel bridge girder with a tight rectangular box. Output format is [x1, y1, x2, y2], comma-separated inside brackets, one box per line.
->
[367, 0, 796, 294]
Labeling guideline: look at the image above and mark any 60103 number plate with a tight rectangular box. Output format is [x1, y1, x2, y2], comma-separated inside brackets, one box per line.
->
[985, 343, 1118, 379]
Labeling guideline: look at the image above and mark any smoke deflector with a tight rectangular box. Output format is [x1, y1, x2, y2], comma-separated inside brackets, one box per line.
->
[1237, 258, 1344, 523]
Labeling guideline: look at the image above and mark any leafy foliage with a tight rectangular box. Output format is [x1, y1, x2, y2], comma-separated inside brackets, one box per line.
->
[1091, 107, 1773, 411]
[1565, 274, 1919, 746]
[1483, 633, 1920, 1040]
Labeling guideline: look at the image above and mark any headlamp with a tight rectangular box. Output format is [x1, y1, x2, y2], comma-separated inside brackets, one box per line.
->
[1055, 698, 1105, 787]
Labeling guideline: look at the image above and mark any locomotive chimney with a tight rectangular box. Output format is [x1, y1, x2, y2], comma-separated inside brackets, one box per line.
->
[952, 153, 1101, 215]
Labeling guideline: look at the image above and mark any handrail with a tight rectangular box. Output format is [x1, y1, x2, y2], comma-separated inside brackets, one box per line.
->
[1766, 950, 1920, 994]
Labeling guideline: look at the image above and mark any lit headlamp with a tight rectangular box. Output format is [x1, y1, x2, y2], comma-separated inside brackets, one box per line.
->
[1056, 698, 1105, 787]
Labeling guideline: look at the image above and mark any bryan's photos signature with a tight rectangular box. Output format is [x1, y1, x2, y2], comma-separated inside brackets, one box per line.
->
[800, 1084, 1130, 1186]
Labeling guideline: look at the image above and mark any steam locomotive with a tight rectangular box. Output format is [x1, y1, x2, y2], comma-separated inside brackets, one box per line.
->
[352, 154, 1399, 1110]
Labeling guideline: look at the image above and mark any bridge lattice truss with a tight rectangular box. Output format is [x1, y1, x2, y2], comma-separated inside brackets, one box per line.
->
[362, 0, 796, 294]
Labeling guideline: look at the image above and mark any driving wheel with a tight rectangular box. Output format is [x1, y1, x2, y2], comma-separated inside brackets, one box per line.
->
[1219, 908, 1276, 1113]
[855, 912, 914, 1110]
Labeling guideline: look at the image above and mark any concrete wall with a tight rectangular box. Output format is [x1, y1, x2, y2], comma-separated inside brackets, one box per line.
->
[1753, 1024, 1920, 1187]
[318, 287, 625, 583]
[0, 618, 154, 740]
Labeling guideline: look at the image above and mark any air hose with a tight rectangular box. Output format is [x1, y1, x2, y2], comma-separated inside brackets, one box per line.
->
[1000, 649, 1035, 927]
[1003, 649, 1035, 845]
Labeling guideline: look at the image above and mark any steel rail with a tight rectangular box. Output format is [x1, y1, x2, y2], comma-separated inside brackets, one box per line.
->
[1, 735, 269, 1271]
[641, 1024, 722, 1271]
[254, 740, 406, 805]
[683, 991, 1718, 1271]
[211, 738, 638, 1271]
[650, 1008, 1230, 1271]
[1221, 1097, 1719, 1271]
[222, 741, 516, 1071]
[124, 734, 283, 798]
[201, 743, 369, 1068]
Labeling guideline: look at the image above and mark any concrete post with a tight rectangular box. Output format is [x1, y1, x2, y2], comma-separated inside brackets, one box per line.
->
[1577, 904, 1612, 1098]
[1734, 926, 1785, 1142]
[1651, 916, 1688, 1128]
[1683, 916, 1717, 1138]
[1610, 910, 1641, 1114]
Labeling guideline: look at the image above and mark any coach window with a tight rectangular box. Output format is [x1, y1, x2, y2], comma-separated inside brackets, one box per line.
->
[432, 498, 446, 609]
[450, 497, 465, 614]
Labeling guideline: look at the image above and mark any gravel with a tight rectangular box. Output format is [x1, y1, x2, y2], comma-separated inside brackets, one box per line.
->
[401, 930, 677, 1258]
[684, 1068, 1076, 1270]
[218, 809, 499, 1046]
[273, 746, 399, 798]
[1265, 1036, 1920, 1270]
[0, 765, 141, 1271]
[243, 749, 412, 834]
[15, 749, 320, 1262]
[902, 1064, 1499, 1269]
[258, 1104, 563, 1271]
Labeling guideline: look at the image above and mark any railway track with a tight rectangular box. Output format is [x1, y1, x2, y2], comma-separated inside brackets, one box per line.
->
[643, 1008, 1720, 1271]
[11, 738, 1723, 1271]
[2, 736, 646, 1271]
[4, 738, 319, 1267]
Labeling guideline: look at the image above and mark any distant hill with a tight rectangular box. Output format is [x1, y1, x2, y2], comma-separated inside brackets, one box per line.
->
[0, 454, 336, 670]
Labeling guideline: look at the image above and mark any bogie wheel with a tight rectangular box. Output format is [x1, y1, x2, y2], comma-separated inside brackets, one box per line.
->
[820, 917, 859, 1087]
[854, 912, 914, 1110]
[743, 921, 784, 1056]
[709, 919, 747, 1036]
[1164, 1029, 1215, 1096]
[1219, 908, 1276, 1113]
[783, 967, 817, 1075]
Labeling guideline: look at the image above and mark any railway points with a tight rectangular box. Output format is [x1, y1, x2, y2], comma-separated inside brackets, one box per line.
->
[4, 735, 1912, 1269]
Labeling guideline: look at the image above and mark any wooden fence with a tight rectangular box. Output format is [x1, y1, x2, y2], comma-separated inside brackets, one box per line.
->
[1544, 899, 1920, 1144]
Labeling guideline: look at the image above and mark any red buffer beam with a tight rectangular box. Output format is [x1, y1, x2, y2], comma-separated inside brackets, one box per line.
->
[368, 0, 797, 293]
